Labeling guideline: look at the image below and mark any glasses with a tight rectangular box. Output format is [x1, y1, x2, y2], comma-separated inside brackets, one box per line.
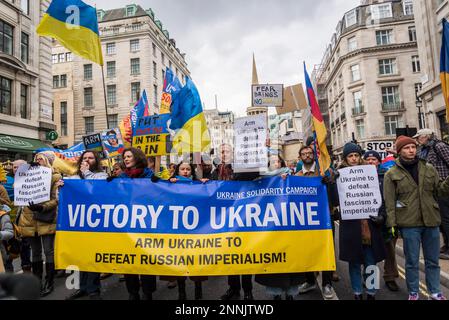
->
[300, 152, 314, 156]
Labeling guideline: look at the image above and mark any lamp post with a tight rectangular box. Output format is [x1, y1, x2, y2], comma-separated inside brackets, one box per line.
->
[416, 100, 424, 129]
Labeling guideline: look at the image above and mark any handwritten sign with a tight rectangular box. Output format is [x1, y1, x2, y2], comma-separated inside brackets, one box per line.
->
[14, 164, 52, 206]
[132, 114, 171, 157]
[252, 84, 283, 107]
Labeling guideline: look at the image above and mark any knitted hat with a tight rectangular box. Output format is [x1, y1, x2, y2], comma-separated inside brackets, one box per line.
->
[363, 150, 381, 162]
[343, 142, 363, 159]
[395, 136, 417, 153]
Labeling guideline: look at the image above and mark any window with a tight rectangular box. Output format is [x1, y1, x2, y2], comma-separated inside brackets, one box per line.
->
[131, 58, 140, 75]
[169, 60, 172, 70]
[21, 0, 29, 15]
[409, 26, 417, 42]
[356, 119, 365, 139]
[20, 84, 28, 119]
[131, 82, 140, 102]
[52, 54, 58, 64]
[161, 52, 165, 65]
[371, 3, 393, 20]
[379, 59, 397, 75]
[412, 55, 421, 73]
[21, 32, 29, 63]
[107, 85, 116, 105]
[0, 76, 12, 115]
[350, 64, 361, 81]
[348, 36, 357, 52]
[53, 76, 59, 88]
[338, 74, 343, 91]
[353, 91, 363, 113]
[106, 43, 116, 55]
[345, 9, 357, 27]
[84, 117, 94, 134]
[58, 53, 65, 63]
[153, 61, 157, 78]
[162, 69, 165, 81]
[154, 84, 158, 105]
[126, 6, 134, 17]
[130, 39, 140, 52]
[403, 0, 414, 15]
[0, 20, 13, 55]
[107, 61, 116, 78]
[84, 64, 92, 80]
[84, 87, 93, 107]
[382, 86, 400, 109]
[60, 74, 67, 88]
[108, 114, 118, 129]
[66, 52, 72, 62]
[376, 30, 392, 45]
[385, 115, 401, 136]
[61, 101, 67, 136]
[152, 43, 157, 57]
[131, 23, 141, 31]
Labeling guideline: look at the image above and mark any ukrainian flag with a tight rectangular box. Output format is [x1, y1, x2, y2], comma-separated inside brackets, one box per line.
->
[304, 63, 331, 176]
[169, 78, 211, 154]
[441, 18, 449, 122]
[37, 0, 104, 66]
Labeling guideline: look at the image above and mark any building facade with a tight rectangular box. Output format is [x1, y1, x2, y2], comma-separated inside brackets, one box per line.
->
[204, 109, 234, 158]
[315, 0, 422, 157]
[54, 4, 190, 145]
[414, 0, 449, 139]
[0, 0, 54, 161]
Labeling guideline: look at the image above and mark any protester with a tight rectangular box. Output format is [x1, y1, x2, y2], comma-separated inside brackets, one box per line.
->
[168, 163, 176, 177]
[0, 184, 13, 272]
[338, 143, 386, 300]
[384, 136, 449, 300]
[414, 129, 449, 260]
[255, 155, 301, 300]
[117, 148, 157, 300]
[364, 151, 400, 292]
[196, 155, 214, 180]
[165, 161, 208, 300]
[112, 161, 125, 177]
[293, 145, 338, 300]
[64, 150, 108, 300]
[16, 153, 61, 296]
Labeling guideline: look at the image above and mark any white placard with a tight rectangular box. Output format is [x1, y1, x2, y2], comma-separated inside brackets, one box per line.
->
[233, 115, 268, 172]
[14, 164, 52, 206]
[252, 84, 283, 107]
[364, 140, 395, 160]
[337, 165, 382, 221]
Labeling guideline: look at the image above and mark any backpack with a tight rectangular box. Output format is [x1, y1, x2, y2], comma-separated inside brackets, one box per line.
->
[0, 211, 21, 260]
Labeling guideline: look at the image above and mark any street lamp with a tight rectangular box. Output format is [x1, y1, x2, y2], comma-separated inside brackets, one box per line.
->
[416, 100, 424, 129]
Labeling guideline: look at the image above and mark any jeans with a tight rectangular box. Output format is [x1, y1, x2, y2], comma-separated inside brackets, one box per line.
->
[125, 275, 157, 296]
[228, 275, 253, 292]
[348, 246, 377, 295]
[438, 196, 449, 249]
[80, 272, 101, 294]
[400, 227, 441, 295]
[29, 234, 55, 264]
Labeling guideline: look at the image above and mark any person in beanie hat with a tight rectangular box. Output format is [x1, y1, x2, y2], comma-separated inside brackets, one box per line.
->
[384, 136, 449, 300]
[363, 151, 381, 163]
[337, 142, 386, 300]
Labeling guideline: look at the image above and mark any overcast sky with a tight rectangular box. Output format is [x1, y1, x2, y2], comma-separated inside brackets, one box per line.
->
[91, 0, 361, 116]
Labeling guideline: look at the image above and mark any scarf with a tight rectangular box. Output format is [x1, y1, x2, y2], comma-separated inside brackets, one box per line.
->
[124, 167, 144, 178]
[400, 157, 419, 185]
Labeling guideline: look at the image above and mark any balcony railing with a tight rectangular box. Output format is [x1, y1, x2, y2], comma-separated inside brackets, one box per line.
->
[382, 101, 404, 112]
[352, 105, 365, 116]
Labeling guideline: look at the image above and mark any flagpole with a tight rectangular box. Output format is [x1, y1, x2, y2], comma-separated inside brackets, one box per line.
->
[101, 65, 110, 129]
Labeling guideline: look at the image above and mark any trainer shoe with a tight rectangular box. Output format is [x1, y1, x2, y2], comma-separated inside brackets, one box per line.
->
[322, 284, 336, 300]
[429, 293, 446, 300]
[298, 282, 317, 294]
[385, 280, 399, 292]
[408, 293, 419, 301]
[439, 252, 449, 260]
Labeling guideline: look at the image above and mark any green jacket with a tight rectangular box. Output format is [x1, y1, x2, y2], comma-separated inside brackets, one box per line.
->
[384, 159, 449, 228]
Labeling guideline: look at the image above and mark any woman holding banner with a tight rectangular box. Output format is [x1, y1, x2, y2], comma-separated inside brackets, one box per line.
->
[117, 148, 157, 300]
[17, 153, 62, 297]
[337, 143, 386, 300]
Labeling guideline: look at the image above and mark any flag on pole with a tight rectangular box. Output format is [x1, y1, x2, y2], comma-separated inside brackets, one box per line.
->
[304, 63, 331, 176]
[440, 18, 449, 123]
[37, 0, 104, 65]
[160, 68, 182, 114]
[119, 90, 150, 148]
[169, 78, 211, 154]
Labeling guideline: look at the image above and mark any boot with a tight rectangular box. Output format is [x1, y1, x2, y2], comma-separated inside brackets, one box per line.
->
[41, 263, 55, 297]
[177, 279, 187, 300]
[31, 261, 43, 282]
[195, 281, 203, 300]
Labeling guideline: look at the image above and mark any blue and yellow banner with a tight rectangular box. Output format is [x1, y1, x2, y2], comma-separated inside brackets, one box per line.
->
[37, 0, 104, 65]
[55, 177, 336, 276]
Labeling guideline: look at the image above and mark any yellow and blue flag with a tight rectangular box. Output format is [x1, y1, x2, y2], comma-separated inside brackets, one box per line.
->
[441, 18, 449, 122]
[37, 0, 104, 65]
[169, 78, 211, 154]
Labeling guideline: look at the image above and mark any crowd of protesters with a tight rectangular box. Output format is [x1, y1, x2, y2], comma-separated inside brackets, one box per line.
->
[1, 129, 449, 301]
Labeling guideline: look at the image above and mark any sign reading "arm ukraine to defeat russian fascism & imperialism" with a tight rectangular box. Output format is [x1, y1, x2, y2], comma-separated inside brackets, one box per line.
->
[55, 176, 336, 276]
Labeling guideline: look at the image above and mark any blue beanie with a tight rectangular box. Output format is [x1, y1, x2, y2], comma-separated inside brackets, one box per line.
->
[343, 143, 363, 159]
[363, 150, 381, 162]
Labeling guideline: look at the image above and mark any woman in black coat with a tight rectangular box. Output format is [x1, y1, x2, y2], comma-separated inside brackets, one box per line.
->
[337, 143, 386, 300]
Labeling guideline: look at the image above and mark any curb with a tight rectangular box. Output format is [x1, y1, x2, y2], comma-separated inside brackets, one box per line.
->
[396, 244, 449, 290]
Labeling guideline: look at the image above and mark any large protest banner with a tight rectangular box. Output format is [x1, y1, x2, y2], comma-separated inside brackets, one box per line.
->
[14, 164, 52, 206]
[56, 177, 335, 276]
[337, 165, 382, 221]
